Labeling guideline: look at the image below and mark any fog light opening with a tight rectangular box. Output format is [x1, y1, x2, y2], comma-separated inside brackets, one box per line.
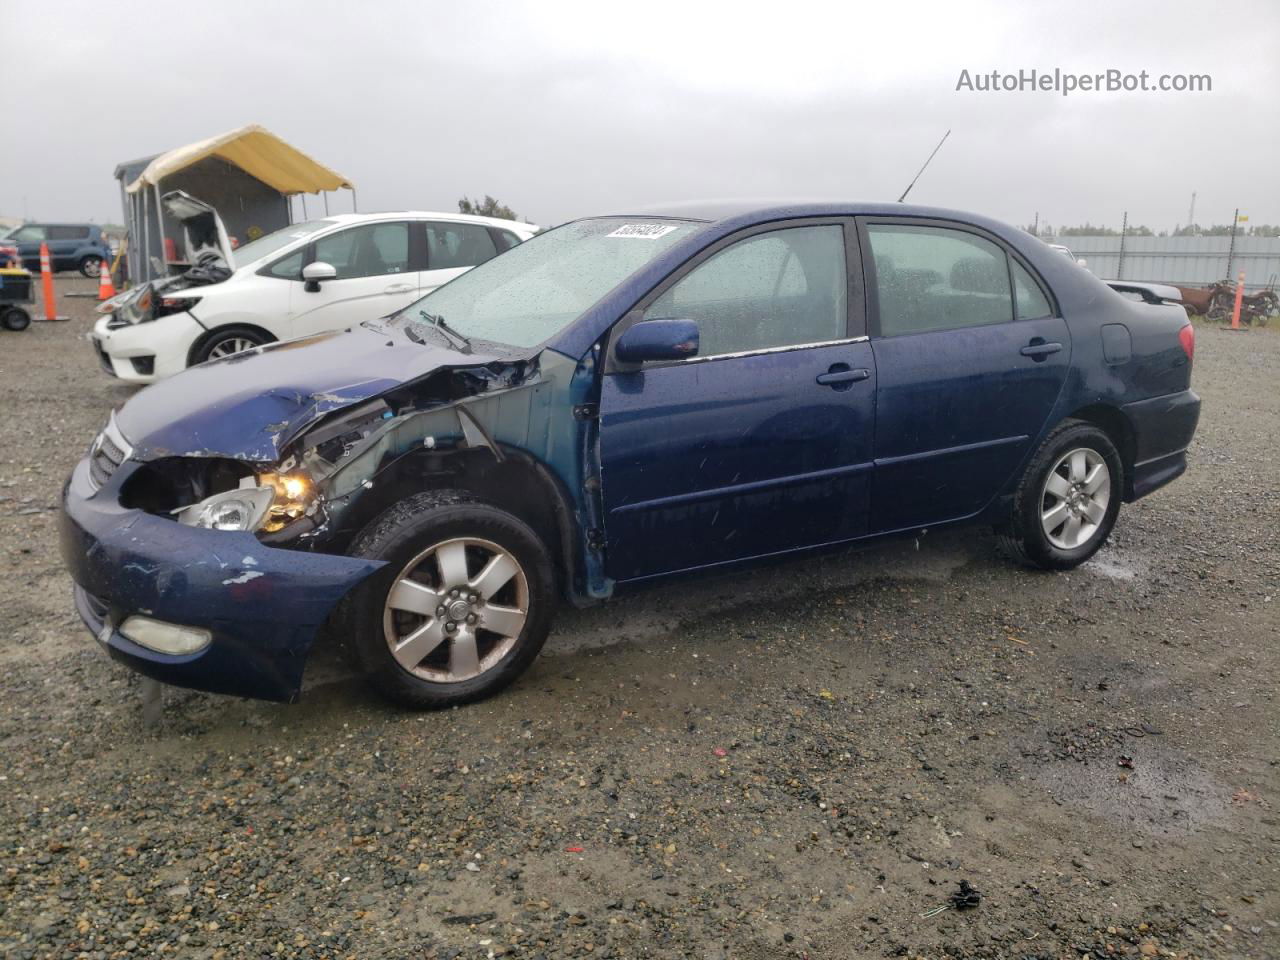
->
[119, 616, 212, 655]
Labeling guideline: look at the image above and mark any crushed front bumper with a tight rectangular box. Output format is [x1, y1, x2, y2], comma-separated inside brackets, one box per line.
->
[91, 312, 204, 383]
[59, 457, 385, 701]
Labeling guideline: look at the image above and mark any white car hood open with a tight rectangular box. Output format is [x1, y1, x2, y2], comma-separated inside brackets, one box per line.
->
[161, 190, 236, 265]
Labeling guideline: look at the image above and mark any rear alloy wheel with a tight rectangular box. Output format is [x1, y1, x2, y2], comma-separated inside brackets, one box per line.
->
[79, 255, 104, 278]
[345, 491, 556, 708]
[997, 420, 1123, 570]
[1039, 448, 1111, 550]
[192, 326, 272, 365]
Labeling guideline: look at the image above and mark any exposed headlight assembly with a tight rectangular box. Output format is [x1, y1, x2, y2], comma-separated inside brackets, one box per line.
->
[174, 472, 314, 533]
[175, 485, 274, 531]
[153, 295, 201, 319]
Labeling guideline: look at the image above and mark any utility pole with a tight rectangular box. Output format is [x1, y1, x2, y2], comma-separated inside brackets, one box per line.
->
[1187, 192, 1196, 234]
[1117, 211, 1128, 280]
[1032, 211, 1039, 236]
[1226, 208, 1239, 282]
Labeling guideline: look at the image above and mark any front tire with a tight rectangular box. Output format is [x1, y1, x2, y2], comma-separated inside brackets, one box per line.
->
[79, 255, 104, 278]
[997, 420, 1123, 570]
[191, 325, 272, 365]
[344, 491, 557, 709]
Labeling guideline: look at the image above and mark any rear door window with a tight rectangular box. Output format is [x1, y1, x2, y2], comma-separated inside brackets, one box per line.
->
[48, 225, 89, 240]
[426, 222, 499, 269]
[866, 223, 1013, 336]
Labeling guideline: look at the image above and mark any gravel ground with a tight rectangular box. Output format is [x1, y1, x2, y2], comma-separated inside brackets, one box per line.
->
[1, 278, 1277, 960]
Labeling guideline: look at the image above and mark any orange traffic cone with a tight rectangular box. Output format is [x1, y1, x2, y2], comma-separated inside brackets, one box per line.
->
[97, 257, 117, 301]
[39, 242, 68, 322]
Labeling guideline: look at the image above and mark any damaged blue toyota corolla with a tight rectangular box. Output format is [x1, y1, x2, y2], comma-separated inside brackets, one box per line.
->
[59, 203, 1201, 707]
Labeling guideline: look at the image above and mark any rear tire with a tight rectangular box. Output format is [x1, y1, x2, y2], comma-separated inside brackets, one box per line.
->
[996, 420, 1123, 570]
[2, 307, 31, 331]
[343, 491, 557, 709]
[78, 255, 104, 278]
[190, 325, 272, 365]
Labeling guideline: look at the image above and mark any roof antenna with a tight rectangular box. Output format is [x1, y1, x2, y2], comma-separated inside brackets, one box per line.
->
[898, 129, 951, 203]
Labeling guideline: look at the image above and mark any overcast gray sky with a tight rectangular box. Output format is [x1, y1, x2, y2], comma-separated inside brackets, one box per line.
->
[4, 0, 1277, 232]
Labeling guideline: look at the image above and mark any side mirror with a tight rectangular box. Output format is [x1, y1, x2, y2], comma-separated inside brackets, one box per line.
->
[614, 318, 700, 365]
[302, 261, 337, 292]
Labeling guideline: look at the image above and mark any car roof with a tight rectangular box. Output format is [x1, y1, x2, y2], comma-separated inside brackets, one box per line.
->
[595, 199, 1015, 233]
[319, 211, 535, 231]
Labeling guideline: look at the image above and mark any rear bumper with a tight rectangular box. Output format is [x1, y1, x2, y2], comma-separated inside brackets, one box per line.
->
[59, 457, 384, 701]
[1123, 389, 1201, 501]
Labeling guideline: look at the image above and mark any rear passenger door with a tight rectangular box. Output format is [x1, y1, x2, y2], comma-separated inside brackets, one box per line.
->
[287, 221, 418, 336]
[860, 218, 1070, 533]
[421, 221, 500, 293]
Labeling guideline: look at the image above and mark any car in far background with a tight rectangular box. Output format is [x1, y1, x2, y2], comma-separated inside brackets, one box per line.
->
[92, 193, 537, 383]
[0, 222, 111, 276]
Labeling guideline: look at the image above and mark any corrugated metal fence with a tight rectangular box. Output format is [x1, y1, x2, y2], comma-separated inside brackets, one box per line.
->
[1052, 236, 1280, 291]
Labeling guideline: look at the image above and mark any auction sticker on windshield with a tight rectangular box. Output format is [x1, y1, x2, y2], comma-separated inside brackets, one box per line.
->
[607, 223, 680, 239]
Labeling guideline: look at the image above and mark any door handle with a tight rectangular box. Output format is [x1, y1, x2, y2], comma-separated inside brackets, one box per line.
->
[1020, 340, 1063, 361]
[384, 283, 415, 294]
[816, 365, 871, 388]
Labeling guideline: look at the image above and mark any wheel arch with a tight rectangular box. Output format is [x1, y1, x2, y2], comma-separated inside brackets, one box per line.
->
[327, 447, 583, 602]
[1061, 403, 1137, 498]
[186, 322, 277, 367]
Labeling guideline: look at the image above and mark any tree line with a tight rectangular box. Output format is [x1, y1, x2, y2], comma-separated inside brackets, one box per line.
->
[1025, 221, 1280, 238]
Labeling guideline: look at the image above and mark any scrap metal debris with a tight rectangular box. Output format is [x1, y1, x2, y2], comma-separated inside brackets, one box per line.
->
[920, 880, 982, 919]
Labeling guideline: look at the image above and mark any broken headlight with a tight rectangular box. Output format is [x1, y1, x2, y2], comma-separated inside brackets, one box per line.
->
[256, 471, 314, 532]
[174, 471, 314, 533]
[153, 295, 201, 319]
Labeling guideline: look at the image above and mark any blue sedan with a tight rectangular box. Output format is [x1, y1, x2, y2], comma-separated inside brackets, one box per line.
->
[59, 202, 1200, 707]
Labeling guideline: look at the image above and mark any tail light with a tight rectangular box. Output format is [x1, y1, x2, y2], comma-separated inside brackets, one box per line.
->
[1178, 323, 1195, 360]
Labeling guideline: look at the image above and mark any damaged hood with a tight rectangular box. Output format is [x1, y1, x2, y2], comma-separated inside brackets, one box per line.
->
[115, 324, 517, 463]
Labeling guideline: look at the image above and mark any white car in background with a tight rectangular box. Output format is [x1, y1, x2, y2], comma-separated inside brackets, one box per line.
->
[92, 192, 537, 383]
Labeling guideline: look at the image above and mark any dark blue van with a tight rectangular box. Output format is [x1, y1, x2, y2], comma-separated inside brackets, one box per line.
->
[59, 202, 1200, 708]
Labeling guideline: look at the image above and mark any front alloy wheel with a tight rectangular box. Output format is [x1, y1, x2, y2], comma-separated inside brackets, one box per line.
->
[384, 537, 530, 683]
[207, 336, 261, 359]
[346, 490, 556, 708]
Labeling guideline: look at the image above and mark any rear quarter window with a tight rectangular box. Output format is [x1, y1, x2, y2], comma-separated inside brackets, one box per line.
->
[1012, 260, 1053, 319]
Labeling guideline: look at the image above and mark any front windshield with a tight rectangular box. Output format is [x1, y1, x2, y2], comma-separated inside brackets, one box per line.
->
[395, 217, 699, 348]
[233, 219, 335, 268]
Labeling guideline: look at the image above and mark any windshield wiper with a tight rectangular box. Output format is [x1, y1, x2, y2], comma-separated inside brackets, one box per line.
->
[418, 310, 471, 354]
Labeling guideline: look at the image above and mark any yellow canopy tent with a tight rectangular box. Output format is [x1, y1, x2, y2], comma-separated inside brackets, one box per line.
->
[116, 125, 354, 283]
[124, 124, 353, 196]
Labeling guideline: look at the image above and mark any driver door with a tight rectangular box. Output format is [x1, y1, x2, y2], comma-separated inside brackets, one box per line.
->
[598, 220, 877, 582]
[287, 221, 419, 337]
